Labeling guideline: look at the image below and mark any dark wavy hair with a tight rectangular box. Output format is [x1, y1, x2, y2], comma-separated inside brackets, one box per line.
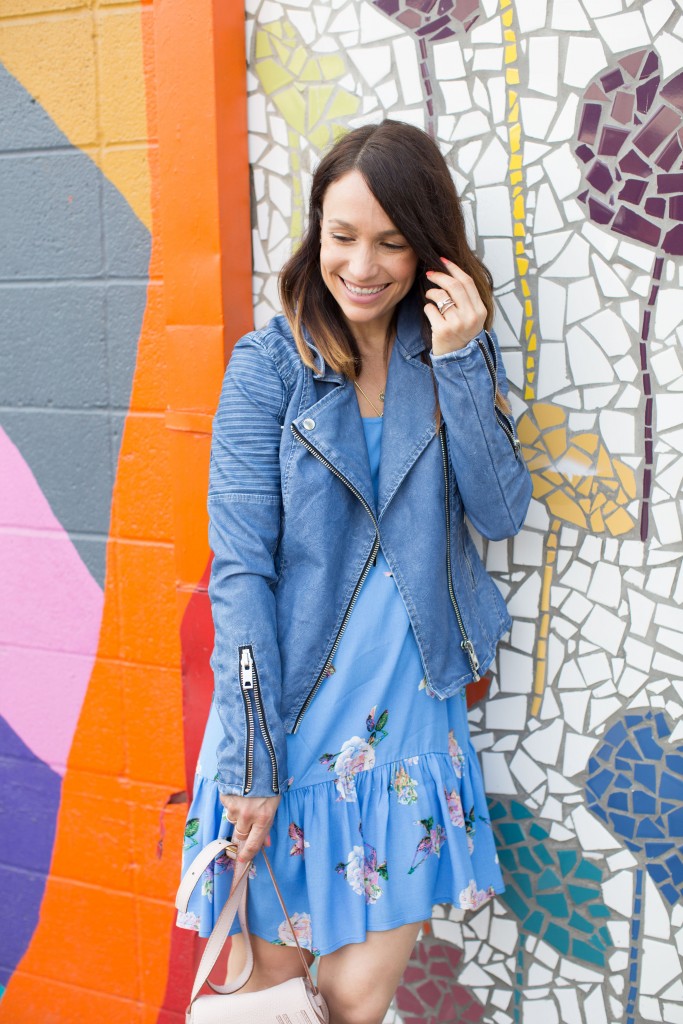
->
[279, 119, 495, 379]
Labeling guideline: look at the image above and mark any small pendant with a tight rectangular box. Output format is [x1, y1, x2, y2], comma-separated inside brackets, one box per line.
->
[379, 390, 385, 401]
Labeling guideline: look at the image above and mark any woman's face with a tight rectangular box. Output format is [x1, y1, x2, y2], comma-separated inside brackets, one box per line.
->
[319, 170, 418, 342]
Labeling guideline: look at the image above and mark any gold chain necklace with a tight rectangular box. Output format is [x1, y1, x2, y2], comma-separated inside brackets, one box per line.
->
[353, 379, 385, 417]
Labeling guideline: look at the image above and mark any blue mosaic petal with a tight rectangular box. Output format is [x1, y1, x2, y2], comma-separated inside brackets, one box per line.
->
[635, 819, 665, 838]
[569, 911, 594, 935]
[661, 774, 683, 800]
[608, 792, 629, 810]
[544, 922, 569, 954]
[605, 721, 628, 745]
[558, 851, 578, 875]
[572, 939, 605, 967]
[666, 854, 683, 884]
[538, 893, 569, 917]
[634, 726, 661, 761]
[575, 860, 602, 882]
[654, 713, 671, 739]
[532, 844, 553, 866]
[633, 763, 656, 791]
[667, 808, 683, 836]
[537, 868, 561, 891]
[609, 812, 636, 838]
[660, 883, 680, 905]
[569, 884, 597, 905]
[588, 768, 613, 797]
[632, 791, 656, 814]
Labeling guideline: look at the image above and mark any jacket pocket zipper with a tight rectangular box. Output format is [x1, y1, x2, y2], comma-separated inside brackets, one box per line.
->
[477, 332, 521, 459]
[291, 423, 379, 732]
[239, 645, 279, 794]
[440, 426, 481, 682]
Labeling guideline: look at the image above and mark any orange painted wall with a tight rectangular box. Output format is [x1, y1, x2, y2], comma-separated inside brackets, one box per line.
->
[0, 1, 252, 1019]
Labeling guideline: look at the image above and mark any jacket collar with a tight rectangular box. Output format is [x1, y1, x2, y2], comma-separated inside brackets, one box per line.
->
[293, 292, 437, 518]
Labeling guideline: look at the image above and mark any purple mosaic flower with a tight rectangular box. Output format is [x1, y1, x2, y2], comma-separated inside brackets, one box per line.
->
[396, 933, 486, 1024]
[573, 50, 683, 540]
[586, 710, 683, 1024]
[371, 0, 483, 136]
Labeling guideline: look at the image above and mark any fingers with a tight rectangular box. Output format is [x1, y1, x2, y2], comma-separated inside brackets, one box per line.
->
[219, 793, 280, 863]
[425, 260, 487, 352]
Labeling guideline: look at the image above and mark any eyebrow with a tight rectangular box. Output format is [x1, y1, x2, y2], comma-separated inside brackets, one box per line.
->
[327, 219, 404, 238]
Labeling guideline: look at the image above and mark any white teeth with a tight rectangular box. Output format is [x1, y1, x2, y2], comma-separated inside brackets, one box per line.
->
[343, 280, 387, 296]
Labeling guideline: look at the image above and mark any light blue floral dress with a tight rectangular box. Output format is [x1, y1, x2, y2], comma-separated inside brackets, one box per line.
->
[178, 417, 503, 956]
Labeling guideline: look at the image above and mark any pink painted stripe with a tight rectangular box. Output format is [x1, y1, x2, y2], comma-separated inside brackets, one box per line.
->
[0, 427, 104, 775]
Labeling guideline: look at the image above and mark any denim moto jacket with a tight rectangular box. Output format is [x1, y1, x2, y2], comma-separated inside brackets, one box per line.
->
[208, 294, 532, 797]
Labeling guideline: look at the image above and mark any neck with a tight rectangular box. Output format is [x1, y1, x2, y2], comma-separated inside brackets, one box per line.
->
[351, 319, 395, 372]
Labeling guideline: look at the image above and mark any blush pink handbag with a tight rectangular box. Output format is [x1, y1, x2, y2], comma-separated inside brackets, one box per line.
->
[176, 838, 329, 1024]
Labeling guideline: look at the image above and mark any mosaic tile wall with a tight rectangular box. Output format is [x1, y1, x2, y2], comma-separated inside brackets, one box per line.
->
[243, 1, 683, 1022]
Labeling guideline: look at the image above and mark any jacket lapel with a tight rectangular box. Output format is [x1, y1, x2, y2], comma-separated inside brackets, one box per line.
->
[292, 380, 376, 513]
[377, 302, 437, 520]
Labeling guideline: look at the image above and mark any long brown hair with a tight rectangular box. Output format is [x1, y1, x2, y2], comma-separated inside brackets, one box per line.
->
[279, 119, 495, 380]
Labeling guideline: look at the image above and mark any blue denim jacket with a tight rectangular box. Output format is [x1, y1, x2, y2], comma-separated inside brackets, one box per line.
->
[208, 293, 532, 797]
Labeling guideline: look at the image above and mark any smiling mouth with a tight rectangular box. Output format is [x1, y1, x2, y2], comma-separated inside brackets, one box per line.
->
[341, 278, 390, 296]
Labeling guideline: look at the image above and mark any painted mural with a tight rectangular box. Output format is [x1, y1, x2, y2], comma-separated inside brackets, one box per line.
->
[1, 0, 682, 1021]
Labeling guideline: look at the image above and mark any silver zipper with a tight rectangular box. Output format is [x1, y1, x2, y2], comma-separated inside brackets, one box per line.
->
[291, 423, 380, 732]
[477, 334, 521, 458]
[239, 647, 255, 793]
[440, 426, 481, 681]
[239, 645, 279, 794]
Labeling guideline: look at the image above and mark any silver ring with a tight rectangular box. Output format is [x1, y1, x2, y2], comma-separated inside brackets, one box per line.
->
[226, 815, 237, 824]
[234, 827, 250, 839]
[437, 298, 456, 314]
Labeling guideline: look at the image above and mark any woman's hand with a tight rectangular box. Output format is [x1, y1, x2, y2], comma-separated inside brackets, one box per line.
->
[424, 258, 487, 355]
[220, 792, 281, 863]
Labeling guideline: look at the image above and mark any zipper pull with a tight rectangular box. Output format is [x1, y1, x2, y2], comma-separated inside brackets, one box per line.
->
[240, 648, 254, 690]
[461, 640, 481, 680]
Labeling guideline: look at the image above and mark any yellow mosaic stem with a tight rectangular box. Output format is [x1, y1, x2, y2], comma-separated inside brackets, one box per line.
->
[288, 128, 303, 241]
[501, 0, 537, 402]
[531, 517, 560, 717]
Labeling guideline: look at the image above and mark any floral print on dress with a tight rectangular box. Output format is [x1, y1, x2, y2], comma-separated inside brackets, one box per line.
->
[319, 706, 389, 802]
[273, 911, 319, 955]
[459, 880, 496, 911]
[409, 817, 447, 874]
[390, 765, 419, 805]
[288, 822, 310, 857]
[177, 910, 200, 931]
[448, 730, 465, 778]
[183, 817, 199, 850]
[215, 847, 256, 879]
[418, 676, 437, 698]
[444, 787, 465, 828]
[201, 868, 214, 902]
[336, 835, 388, 904]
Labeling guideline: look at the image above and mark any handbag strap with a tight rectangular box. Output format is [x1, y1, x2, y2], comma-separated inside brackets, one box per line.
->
[176, 838, 322, 1011]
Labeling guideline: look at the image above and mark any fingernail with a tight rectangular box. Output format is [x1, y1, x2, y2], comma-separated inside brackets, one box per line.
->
[440, 256, 449, 263]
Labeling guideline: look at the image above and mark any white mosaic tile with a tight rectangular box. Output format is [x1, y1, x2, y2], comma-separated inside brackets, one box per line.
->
[563, 35, 607, 86]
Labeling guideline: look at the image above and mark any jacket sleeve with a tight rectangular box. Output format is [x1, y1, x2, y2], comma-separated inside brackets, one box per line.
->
[207, 331, 289, 797]
[430, 327, 532, 540]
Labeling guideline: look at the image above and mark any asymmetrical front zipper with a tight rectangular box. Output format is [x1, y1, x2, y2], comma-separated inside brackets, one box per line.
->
[478, 332, 521, 458]
[239, 644, 279, 794]
[291, 423, 380, 732]
[440, 426, 481, 681]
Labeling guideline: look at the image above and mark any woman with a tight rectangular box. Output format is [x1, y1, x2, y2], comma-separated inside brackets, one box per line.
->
[178, 120, 532, 1024]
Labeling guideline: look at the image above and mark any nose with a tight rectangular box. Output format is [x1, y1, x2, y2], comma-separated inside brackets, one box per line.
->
[347, 243, 378, 282]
